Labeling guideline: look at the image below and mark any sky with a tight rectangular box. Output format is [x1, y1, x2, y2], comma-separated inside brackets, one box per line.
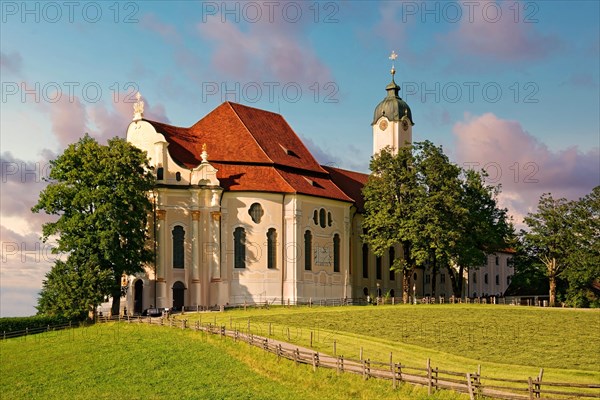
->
[1, 0, 598, 317]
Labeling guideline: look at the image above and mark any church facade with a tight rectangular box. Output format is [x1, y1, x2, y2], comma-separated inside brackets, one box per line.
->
[123, 71, 512, 313]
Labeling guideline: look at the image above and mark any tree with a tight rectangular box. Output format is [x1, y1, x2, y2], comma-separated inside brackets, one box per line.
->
[33, 134, 155, 318]
[362, 145, 419, 303]
[523, 193, 574, 306]
[448, 169, 512, 297]
[409, 141, 465, 298]
[36, 254, 113, 320]
[562, 187, 600, 307]
[363, 141, 511, 301]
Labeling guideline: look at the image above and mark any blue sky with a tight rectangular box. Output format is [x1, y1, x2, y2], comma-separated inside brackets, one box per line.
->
[1, 1, 599, 316]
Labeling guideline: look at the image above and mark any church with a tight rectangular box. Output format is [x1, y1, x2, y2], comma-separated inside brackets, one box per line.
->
[123, 66, 513, 313]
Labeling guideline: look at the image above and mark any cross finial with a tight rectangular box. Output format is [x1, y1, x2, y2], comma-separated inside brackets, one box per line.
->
[133, 92, 144, 122]
[389, 51, 397, 76]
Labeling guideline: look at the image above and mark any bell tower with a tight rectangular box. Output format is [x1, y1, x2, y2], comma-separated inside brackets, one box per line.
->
[372, 51, 414, 155]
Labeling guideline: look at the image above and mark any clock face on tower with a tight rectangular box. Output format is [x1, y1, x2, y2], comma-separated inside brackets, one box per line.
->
[378, 119, 388, 131]
[402, 120, 409, 131]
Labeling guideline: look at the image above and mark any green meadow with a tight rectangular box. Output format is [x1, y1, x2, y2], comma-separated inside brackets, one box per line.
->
[179, 304, 600, 384]
[0, 322, 464, 400]
[2, 305, 598, 399]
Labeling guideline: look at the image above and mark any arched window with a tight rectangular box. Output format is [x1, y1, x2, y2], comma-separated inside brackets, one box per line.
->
[473, 273, 477, 284]
[248, 203, 264, 224]
[304, 230, 312, 270]
[495, 274, 500, 285]
[388, 247, 395, 281]
[484, 273, 489, 284]
[172, 225, 185, 269]
[327, 212, 333, 227]
[175, 171, 181, 181]
[333, 234, 340, 272]
[362, 243, 369, 278]
[267, 228, 277, 269]
[234, 227, 246, 268]
[157, 167, 164, 180]
[376, 256, 382, 280]
[319, 208, 326, 228]
[495, 256, 499, 265]
[313, 210, 318, 225]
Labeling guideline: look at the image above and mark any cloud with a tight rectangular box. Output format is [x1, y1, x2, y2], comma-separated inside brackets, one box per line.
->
[0, 152, 56, 232]
[49, 96, 88, 148]
[140, 13, 181, 45]
[453, 113, 599, 225]
[197, 7, 333, 85]
[0, 224, 54, 317]
[441, 0, 560, 64]
[0, 51, 23, 76]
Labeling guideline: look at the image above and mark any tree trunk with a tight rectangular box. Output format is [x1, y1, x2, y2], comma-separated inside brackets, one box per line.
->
[111, 274, 122, 317]
[430, 254, 437, 298]
[402, 271, 411, 304]
[457, 265, 464, 297]
[447, 264, 462, 298]
[548, 258, 557, 307]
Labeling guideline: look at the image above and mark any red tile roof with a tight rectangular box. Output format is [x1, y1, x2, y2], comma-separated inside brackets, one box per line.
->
[144, 102, 356, 203]
[323, 166, 369, 212]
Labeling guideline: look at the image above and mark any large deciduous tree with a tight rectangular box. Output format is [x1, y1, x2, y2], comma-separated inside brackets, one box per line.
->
[363, 141, 511, 301]
[523, 193, 574, 307]
[449, 169, 512, 297]
[362, 145, 419, 303]
[33, 134, 155, 318]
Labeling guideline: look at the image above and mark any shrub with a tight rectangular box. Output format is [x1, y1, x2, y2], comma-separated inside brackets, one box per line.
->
[0, 315, 73, 333]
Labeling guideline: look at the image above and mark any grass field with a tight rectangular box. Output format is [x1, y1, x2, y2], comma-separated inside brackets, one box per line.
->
[0, 323, 465, 399]
[178, 304, 600, 384]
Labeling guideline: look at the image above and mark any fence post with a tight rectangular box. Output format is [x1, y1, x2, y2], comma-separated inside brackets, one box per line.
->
[528, 377, 534, 400]
[476, 364, 482, 397]
[310, 331, 313, 347]
[333, 339, 336, 356]
[340, 355, 344, 373]
[312, 352, 317, 372]
[535, 368, 544, 398]
[360, 346, 363, 361]
[294, 348, 299, 365]
[389, 352, 393, 372]
[392, 363, 397, 389]
[466, 373, 475, 400]
[427, 358, 432, 395]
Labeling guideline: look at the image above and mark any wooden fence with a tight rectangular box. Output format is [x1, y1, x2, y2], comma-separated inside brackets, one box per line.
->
[113, 316, 600, 400]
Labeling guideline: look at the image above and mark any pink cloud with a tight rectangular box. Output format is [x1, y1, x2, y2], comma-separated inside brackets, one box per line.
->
[453, 113, 599, 225]
[197, 12, 332, 85]
[442, 1, 560, 62]
[49, 96, 88, 149]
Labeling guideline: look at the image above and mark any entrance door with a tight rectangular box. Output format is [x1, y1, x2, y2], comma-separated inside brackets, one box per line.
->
[172, 281, 185, 311]
[134, 280, 143, 314]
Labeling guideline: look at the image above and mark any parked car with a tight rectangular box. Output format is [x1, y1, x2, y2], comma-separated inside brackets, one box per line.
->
[142, 308, 163, 317]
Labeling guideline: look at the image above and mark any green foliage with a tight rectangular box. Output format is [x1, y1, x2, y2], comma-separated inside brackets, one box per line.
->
[32, 134, 155, 318]
[0, 315, 72, 333]
[363, 141, 511, 299]
[523, 187, 600, 306]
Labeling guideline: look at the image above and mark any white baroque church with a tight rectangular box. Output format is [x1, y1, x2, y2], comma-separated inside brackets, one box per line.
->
[123, 68, 513, 313]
